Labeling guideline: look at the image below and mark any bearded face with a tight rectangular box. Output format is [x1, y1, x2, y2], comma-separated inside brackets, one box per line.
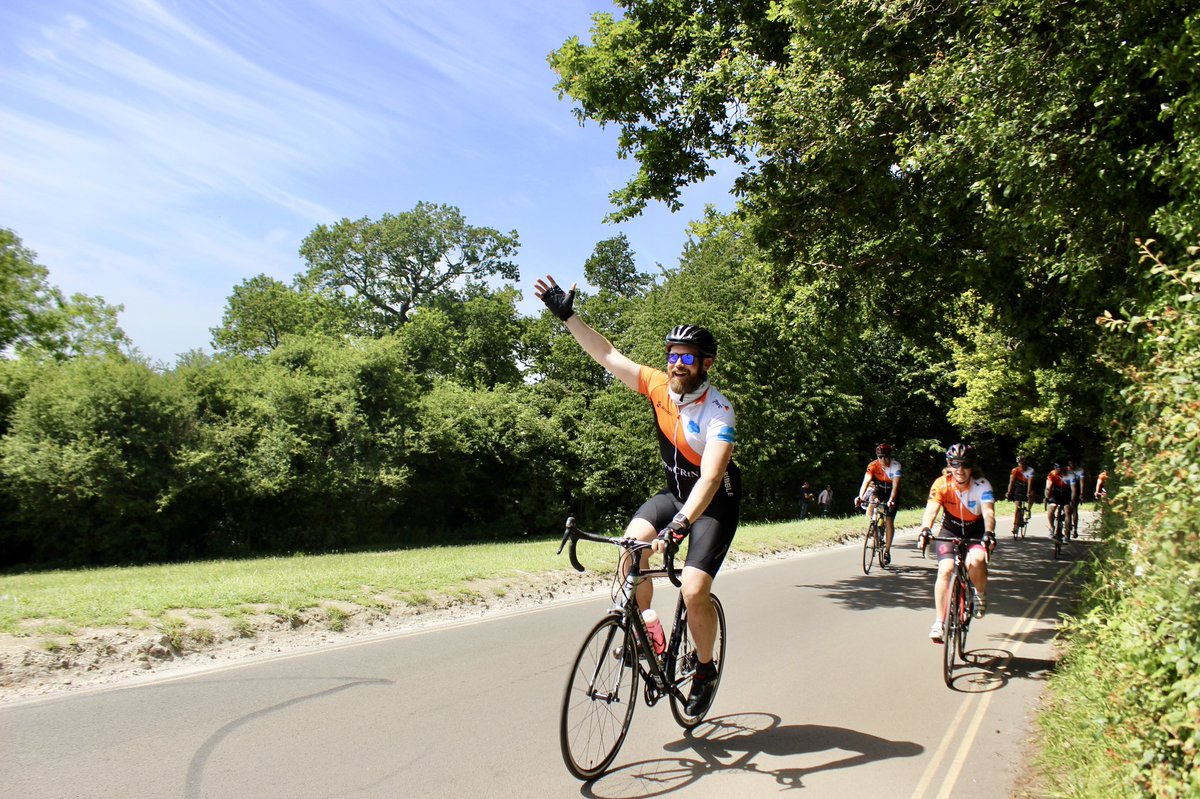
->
[667, 346, 710, 395]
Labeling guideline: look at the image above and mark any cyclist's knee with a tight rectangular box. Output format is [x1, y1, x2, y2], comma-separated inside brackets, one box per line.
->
[624, 518, 656, 541]
[679, 568, 713, 605]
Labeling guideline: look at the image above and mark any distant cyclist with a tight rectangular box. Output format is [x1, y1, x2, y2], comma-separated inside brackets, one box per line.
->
[1068, 457, 1085, 539]
[856, 443, 901, 566]
[1094, 468, 1109, 502]
[534, 275, 739, 717]
[918, 444, 996, 643]
[1004, 455, 1035, 537]
[1043, 461, 1077, 540]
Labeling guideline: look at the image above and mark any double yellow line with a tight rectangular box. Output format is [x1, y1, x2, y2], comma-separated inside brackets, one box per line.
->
[910, 562, 1077, 799]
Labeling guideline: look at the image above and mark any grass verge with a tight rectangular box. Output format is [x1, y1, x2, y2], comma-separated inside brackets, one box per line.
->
[0, 508, 927, 638]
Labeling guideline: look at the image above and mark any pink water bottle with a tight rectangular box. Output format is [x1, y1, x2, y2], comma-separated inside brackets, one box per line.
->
[642, 609, 666, 655]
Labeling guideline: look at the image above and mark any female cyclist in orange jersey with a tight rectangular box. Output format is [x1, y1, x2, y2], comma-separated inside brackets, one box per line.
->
[917, 444, 996, 643]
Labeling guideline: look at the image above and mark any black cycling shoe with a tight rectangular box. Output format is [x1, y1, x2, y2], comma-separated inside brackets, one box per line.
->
[685, 673, 717, 716]
[883, 551, 891, 566]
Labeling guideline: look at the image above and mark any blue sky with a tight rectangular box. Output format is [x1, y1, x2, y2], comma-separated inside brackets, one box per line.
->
[1, 0, 736, 364]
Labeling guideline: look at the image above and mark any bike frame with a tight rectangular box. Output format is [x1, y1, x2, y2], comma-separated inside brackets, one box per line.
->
[560, 519, 695, 706]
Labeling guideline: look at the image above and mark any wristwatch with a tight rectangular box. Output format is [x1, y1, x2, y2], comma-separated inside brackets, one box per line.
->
[672, 512, 690, 528]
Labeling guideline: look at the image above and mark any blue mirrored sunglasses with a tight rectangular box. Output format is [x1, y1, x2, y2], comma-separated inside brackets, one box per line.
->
[667, 352, 698, 365]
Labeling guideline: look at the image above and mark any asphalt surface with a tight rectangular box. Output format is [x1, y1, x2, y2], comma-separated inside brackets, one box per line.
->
[0, 515, 1092, 798]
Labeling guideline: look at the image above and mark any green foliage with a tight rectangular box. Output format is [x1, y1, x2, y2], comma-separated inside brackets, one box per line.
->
[399, 380, 572, 540]
[1040, 242, 1200, 796]
[552, 0, 1200, 467]
[298, 202, 520, 335]
[169, 335, 421, 556]
[1, 228, 131, 361]
[0, 356, 189, 565]
[209, 274, 346, 356]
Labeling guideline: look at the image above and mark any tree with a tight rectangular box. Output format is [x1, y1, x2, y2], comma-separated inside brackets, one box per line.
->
[583, 234, 653, 299]
[1, 228, 130, 359]
[210, 274, 345, 356]
[298, 203, 520, 335]
[551, 0, 1200, 456]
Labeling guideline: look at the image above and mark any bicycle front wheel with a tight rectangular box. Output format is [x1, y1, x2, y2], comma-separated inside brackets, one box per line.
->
[876, 521, 888, 569]
[669, 593, 727, 729]
[560, 615, 639, 780]
[862, 517, 877, 574]
[957, 580, 972, 660]
[942, 579, 961, 687]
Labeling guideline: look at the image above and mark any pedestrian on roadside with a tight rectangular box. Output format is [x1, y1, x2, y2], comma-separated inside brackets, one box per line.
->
[818, 485, 833, 517]
[799, 482, 814, 520]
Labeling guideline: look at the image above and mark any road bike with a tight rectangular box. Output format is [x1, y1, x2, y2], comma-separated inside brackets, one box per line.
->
[556, 517, 727, 780]
[858, 495, 888, 574]
[1048, 502, 1067, 560]
[1011, 492, 1032, 539]
[924, 534, 982, 687]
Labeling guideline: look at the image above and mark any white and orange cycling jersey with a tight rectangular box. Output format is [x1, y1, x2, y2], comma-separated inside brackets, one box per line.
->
[637, 366, 740, 509]
[1010, 465, 1034, 498]
[866, 458, 902, 487]
[928, 474, 995, 538]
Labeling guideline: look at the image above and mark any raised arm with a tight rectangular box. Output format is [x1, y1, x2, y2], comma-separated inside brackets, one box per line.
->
[534, 275, 641, 390]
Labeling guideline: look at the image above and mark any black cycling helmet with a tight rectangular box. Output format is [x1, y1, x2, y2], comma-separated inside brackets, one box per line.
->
[945, 443, 976, 466]
[876, 443, 893, 457]
[664, 324, 717, 358]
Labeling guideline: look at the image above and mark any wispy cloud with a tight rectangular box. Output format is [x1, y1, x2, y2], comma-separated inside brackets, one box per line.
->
[0, 0, 732, 362]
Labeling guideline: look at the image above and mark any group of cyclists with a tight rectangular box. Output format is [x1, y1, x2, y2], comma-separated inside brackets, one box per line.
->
[535, 277, 1102, 712]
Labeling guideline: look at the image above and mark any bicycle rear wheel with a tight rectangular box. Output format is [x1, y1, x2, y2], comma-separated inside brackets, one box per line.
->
[1053, 513, 1062, 560]
[862, 517, 877, 574]
[560, 615, 639, 780]
[669, 594, 726, 729]
[942, 579, 961, 687]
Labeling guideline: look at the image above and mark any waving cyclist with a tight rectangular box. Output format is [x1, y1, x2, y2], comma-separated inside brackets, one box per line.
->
[534, 275, 740, 717]
[918, 444, 996, 642]
[856, 443, 901, 566]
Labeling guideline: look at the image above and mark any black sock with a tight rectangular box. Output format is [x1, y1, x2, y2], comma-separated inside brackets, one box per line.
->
[695, 659, 716, 679]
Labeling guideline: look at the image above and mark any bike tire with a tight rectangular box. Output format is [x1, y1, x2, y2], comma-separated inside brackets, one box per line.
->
[876, 521, 888, 569]
[862, 517, 877, 574]
[1019, 502, 1029, 539]
[669, 594, 726, 729]
[560, 615, 639, 780]
[942, 579, 960, 687]
[1053, 514, 1062, 560]
[957, 580, 972, 660]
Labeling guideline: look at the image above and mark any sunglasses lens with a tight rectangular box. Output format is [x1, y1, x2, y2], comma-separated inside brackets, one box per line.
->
[668, 353, 696, 365]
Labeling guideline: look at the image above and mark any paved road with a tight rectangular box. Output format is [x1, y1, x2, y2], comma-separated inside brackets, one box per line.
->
[0, 516, 1093, 798]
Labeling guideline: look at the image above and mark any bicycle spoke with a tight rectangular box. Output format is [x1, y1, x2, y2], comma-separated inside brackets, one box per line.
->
[560, 616, 639, 779]
[862, 514, 877, 574]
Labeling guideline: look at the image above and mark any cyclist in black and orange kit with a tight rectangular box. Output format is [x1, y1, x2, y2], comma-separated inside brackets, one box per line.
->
[1043, 461, 1077, 541]
[1004, 455, 1035, 538]
[1095, 468, 1109, 502]
[917, 444, 996, 643]
[534, 275, 740, 717]
[856, 444, 902, 566]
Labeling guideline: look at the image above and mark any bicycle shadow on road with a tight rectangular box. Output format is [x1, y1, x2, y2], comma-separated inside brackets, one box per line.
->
[947, 647, 1056, 692]
[579, 712, 922, 798]
[804, 533, 1095, 617]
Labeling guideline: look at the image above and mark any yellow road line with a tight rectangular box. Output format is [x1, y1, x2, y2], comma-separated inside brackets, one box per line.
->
[912, 563, 1075, 799]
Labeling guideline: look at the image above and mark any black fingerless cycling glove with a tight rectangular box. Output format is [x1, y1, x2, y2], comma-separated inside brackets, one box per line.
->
[540, 284, 575, 322]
